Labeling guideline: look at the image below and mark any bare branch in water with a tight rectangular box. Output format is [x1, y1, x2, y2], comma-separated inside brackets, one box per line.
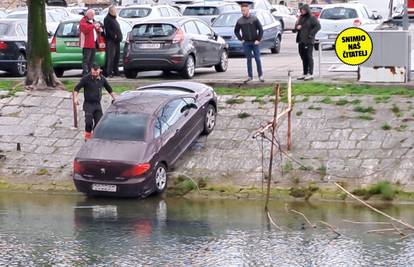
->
[319, 221, 341, 236]
[291, 209, 316, 228]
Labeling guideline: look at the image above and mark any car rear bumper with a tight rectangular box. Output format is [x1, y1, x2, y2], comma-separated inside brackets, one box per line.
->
[0, 54, 19, 70]
[124, 52, 187, 71]
[226, 41, 245, 55]
[73, 173, 155, 198]
[51, 52, 106, 69]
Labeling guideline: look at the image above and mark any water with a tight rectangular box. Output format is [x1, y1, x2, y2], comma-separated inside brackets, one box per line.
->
[1, 192, 414, 266]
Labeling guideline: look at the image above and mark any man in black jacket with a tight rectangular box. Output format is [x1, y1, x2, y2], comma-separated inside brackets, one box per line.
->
[234, 4, 264, 83]
[294, 4, 320, 80]
[103, 5, 123, 77]
[74, 64, 116, 140]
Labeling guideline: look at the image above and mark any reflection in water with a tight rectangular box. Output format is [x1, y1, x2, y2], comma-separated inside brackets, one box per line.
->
[1, 192, 414, 265]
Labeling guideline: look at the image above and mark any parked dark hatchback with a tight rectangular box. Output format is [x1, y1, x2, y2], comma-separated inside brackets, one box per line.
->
[123, 17, 228, 79]
[0, 19, 27, 76]
[73, 82, 218, 198]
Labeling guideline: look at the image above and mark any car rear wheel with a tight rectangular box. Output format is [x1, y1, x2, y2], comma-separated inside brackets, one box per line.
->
[11, 53, 26, 77]
[314, 43, 319, 51]
[180, 55, 195, 79]
[124, 69, 138, 79]
[154, 163, 168, 194]
[270, 35, 281, 54]
[54, 68, 64, 78]
[202, 104, 216, 135]
[214, 50, 228, 72]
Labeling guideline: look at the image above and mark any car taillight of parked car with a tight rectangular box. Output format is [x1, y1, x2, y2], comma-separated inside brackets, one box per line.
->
[353, 19, 362, 26]
[73, 159, 85, 174]
[50, 36, 56, 52]
[172, 28, 184, 44]
[0, 41, 7, 50]
[121, 163, 151, 177]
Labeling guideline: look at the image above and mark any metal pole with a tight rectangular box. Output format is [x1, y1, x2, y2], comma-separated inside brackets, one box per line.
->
[287, 71, 292, 150]
[403, 0, 409, 30]
[72, 91, 78, 128]
[318, 43, 322, 78]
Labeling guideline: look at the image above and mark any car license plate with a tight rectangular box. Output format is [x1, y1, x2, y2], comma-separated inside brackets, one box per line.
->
[139, 43, 161, 49]
[65, 41, 79, 47]
[92, 184, 117, 192]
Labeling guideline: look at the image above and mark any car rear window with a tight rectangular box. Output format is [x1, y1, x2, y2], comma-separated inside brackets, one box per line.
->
[131, 23, 176, 38]
[212, 13, 241, 27]
[310, 6, 323, 13]
[93, 113, 148, 141]
[119, 8, 151, 18]
[320, 7, 358, 20]
[7, 13, 27, 19]
[56, 22, 79, 37]
[0, 24, 10, 35]
[183, 7, 219, 16]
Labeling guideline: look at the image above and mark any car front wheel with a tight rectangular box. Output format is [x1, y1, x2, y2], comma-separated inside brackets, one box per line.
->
[11, 53, 26, 77]
[202, 104, 216, 135]
[124, 68, 138, 79]
[180, 55, 195, 79]
[154, 163, 168, 194]
[270, 35, 281, 54]
[54, 68, 64, 78]
[214, 50, 228, 72]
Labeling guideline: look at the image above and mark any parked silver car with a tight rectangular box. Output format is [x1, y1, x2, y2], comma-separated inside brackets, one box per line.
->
[271, 4, 296, 31]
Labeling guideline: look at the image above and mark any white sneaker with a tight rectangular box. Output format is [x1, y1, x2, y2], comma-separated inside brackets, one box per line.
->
[259, 76, 265, 82]
[297, 75, 306, 80]
[304, 75, 314, 81]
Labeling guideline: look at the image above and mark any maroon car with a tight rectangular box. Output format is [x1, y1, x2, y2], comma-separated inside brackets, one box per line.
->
[73, 82, 217, 198]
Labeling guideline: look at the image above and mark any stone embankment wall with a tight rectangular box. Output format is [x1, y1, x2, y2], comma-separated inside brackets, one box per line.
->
[1, 90, 413, 190]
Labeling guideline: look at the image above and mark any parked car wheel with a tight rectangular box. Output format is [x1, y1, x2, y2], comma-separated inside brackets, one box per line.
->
[11, 53, 26, 77]
[202, 104, 216, 135]
[124, 69, 138, 79]
[154, 163, 168, 193]
[54, 68, 64, 78]
[180, 55, 195, 79]
[314, 43, 319, 51]
[270, 35, 281, 54]
[214, 50, 228, 72]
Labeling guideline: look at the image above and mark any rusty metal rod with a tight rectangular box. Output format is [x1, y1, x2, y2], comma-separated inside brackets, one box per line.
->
[72, 91, 78, 128]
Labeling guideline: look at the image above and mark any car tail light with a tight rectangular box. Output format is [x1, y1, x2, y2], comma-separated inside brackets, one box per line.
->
[121, 163, 151, 177]
[73, 159, 85, 174]
[0, 41, 8, 50]
[353, 19, 362, 26]
[50, 36, 56, 52]
[172, 28, 184, 44]
[98, 35, 106, 52]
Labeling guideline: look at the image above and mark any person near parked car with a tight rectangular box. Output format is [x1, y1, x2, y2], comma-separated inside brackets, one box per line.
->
[73, 64, 116, 141]
[234, 3, 264, 83]
[79, 9, 103, 76]
[294, 4, 320, 81]
[103, 5, 123, 77]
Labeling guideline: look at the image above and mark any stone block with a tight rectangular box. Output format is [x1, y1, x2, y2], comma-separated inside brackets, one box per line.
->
[54, 139, 75, 148]
[311, 141, 338, 150]
[35, 146, 56, 154]
[0, 117, 22, 125]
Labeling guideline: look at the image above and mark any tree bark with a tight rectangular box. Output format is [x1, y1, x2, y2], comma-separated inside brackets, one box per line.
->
[26, 0, 63, 90]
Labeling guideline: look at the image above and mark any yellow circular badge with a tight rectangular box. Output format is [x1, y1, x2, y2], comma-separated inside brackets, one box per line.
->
[335, 27, 373, 66]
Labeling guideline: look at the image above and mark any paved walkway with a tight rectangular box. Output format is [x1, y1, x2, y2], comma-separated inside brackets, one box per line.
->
[0, 89, 414, 190]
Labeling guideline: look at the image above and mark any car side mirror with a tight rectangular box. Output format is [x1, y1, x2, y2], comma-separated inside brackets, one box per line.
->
[211, 17, 216, 24]
[180, 103, 197, 113]
[270, 8, 276, 13]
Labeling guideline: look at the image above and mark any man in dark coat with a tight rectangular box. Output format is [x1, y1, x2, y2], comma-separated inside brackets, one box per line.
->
[104, 5, 123, 77]
[294, 4, 320, 80]
[234, 3, 264, 83]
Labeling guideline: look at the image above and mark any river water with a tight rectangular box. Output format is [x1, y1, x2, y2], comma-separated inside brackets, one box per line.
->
[1, 192, 414, 266]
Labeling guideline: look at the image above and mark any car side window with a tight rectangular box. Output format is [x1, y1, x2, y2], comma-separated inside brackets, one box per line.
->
[16, 24, 24, 37]
[256, 13, 266, 26]
[183, 21, 199, 34]
[154, 99, 187, 137]
[263, 12, 274, 25]
[195, 21, 212, 36]
[160, 7, 170, 17]
[169, 7, 181, 16]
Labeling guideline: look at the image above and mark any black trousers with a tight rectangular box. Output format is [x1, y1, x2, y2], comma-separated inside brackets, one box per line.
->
[83, 102, 103, 133]
[82, 48, 96, 76]
[104, 40, 120, 76]
[298, 43, 314, 75]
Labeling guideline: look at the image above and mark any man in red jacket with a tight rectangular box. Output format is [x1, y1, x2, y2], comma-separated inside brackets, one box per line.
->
[79, 9, 103, 76]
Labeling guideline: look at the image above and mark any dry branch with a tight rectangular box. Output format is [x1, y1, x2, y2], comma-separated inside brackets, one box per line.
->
[342, 219, 391, 225]
[266, 209, 282, 230]
[319, 221, 341, 236]
[291, 209, 316, 228]
[366, 228, 401, 234]
[335, 182, 414, 231]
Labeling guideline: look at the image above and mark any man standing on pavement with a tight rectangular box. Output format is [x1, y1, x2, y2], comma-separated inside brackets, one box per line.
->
[73, 64, 116, 141]
[294, 4, 320, 81]
[103, 5, 123, 77]
[79, 9, 103, 76]
[234, 4, 264, 83]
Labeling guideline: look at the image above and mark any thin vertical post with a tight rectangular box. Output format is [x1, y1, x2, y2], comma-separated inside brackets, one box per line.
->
[72, 91, 78, 128]
[287, 71, 292, 150]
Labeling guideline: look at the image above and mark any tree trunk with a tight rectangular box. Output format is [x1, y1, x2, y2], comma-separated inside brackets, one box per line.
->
[26, 0, 63, 90]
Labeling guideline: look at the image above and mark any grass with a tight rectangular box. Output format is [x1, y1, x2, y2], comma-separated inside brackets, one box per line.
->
[251, 97, 266, 105]
[391, 104, 402, 117]
[351, 181, 397, 201]
[375, 95, 391, 103]
[237, 112, 251, 119]
[308, 105, 322, 110]
[353, 106, 375, 114]
[225, 98, 245, 105]
[381, 123, 392, 130]
[320, 97, 333, 104]
[357, 115, 374, 120]
[317, 165, 327, 176]
[396, 124, 408, 132]
[283, 162, 293, 174]
[36, 168, 49, 176]
[296, 111, 303, 116]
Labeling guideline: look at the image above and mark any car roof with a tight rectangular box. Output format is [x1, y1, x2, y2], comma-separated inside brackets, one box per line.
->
[132, 16, 196, 25]
[120, 4, 171, 9]
[220, 9, 262, 15]
[185, 2, 237, 7]
[321, 3, 365, 9]
[0, 18, 26, 24]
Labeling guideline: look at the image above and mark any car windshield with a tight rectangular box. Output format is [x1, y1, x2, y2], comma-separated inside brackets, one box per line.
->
[183, 7, 219, 16]
[7, 13, 27, 19]
[56, 22, 79, 37]
[310, 6, 323, 13]
[119, 8, 151, 18]
[320, 7, 358, 20]
[93, 112, 148, 141]
[0, 23, 9, 35]
[212, 13, 243, 27]
[131, 23, 176, 38]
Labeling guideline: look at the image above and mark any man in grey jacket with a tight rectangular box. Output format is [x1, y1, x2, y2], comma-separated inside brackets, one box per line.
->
[294, 4, 320, 80]
[234, 4, 264, 83]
